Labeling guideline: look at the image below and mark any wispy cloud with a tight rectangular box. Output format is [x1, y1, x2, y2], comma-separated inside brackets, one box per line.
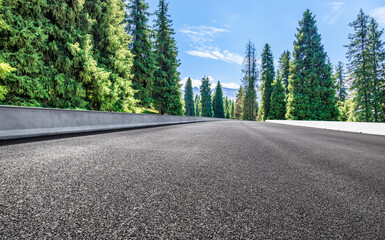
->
[186, 47, 243, 65]
[324, 2, 345, 24]
[180, 25, 243, 65]
[372, 6, 385, 27]
[180, 25, 229, 44]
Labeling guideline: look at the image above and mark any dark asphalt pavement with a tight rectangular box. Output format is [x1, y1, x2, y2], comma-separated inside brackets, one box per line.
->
[1, 121, 385, 239]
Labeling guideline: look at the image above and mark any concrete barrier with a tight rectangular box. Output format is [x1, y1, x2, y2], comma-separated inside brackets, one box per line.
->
[0, 105, 221, 140]
[266, 120, 385, 136]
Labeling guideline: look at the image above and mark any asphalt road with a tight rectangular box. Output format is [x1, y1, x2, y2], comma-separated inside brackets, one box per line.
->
[1, 121, 385, 239]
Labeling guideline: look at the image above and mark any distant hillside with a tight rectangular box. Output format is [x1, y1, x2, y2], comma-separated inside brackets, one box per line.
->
[181, 86, 238, 101]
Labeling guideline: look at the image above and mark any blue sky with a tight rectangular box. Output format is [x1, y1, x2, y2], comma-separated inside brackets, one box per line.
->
[146, 0, 385, 90]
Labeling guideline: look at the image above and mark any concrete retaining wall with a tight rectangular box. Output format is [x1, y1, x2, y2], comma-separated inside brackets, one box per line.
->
[0, 105, 219, 140]
[266, 120, 385, 136]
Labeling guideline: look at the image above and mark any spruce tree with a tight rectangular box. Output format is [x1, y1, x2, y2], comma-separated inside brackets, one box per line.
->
[235, 86, 244, 120]
[286, 10, 338, 120]
[367, 17, 385, 122]
[334, 62, 348, 102]
[279, 50, 291, 95]
[194, 94, 201, 116]
[153, 0, 183, 115]
[126, 0, 155, 107]
[212, 81, 225, 118]
[346, 10, 373, 122]
[258, 43, 275, 121]
[86, 0, 136, 112]
[268, 70, 286, 120]
[200, 76, 212, 117]
[242, 41, 258, 121]
[230, 100, 235, 119]
[184, 77, 195, 116]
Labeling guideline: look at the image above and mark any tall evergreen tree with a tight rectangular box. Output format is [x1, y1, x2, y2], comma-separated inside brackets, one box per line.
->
[184, 77, 195, 116]
[346, 10, 373, 122]
[212, 81, 225, 118]
[286, 10, 338, 120]
[235, 86, 244, 120]
[268, 70, 286, 120]
[86, 0, 136, 112]
[334, 62, 348, 102]
[242, 41, 258, 121]
[200, 76, 212, 117]
[258, 43, 275, 121]
[279, 50, 291, 95]
[367, 17, 385, 122]
[126, 0, 155, 107]
[230, 100, 235, 119]
[194, 94, 201, 116]
[153, 0, 183, 115]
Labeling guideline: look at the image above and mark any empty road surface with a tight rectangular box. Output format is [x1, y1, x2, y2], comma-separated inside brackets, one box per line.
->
[1, 121, 385, 239]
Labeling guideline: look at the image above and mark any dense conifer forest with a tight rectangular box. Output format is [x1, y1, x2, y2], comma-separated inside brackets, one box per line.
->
[0, 1, 384, 121]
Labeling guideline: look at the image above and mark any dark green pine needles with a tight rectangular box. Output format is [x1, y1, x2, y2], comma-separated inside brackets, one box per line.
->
[200, 76, 212, 117]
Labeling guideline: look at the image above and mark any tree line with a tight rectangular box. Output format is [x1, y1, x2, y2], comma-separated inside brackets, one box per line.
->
[230, 9, 385, 122]
[0, 0, 183, 115]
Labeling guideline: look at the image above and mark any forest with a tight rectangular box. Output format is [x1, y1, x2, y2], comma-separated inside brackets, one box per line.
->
[0, 1, 384, 122]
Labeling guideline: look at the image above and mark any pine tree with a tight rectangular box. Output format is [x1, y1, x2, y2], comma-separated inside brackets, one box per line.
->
[235, 86, 244, 120]
[200, 76, 212, 117]
[86, 0, 136, 112]
[126, 0, 155, 107]
[286, 10, 338, 120]
[335, 62, 348, 102]
[279, 50, 291, 95]
[367, 17, 385, 122]
[153, 0, 183, 115]
[212, 81, 225, 118]
[184, 77, 195, 116]
[346, 10, 373, 122]
[230, 100, 235, 119]
[242, 41, 258, 121]
[258, 43, 275, 121]
[194, 94, 201, 116]
[268, 70, 286, 120]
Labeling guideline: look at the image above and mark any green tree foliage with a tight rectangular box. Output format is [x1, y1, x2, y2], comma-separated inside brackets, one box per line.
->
[194, 94, 201, 116]
[86, 0, 136, 112]
[126, 0, 155, 107]
[230, 100, 235, 119]
[334, 62, 348, 102]
[152, 0, 183, 115]
[242, 41, 258, 121]
[258, 43, 275, 121]
[268, 70, 286, 120]
[184, 77, 195, 116]
[279, 50, 291, 95]
[0, 0, 50, 107]
[212, 81, 224, 118]
[286, 10, 338, 120]
[367, 17, 385, 122]
[200, 76, 212, 117]
[235, 86, 244, 120]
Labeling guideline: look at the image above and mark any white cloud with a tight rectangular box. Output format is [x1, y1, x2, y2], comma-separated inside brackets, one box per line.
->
[186, 47, 243, 65]
[179, 25, 229, 43]
[372, 6, 385, 27]
[180, 25, 242, 65]
[324, 2, 345, 24]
